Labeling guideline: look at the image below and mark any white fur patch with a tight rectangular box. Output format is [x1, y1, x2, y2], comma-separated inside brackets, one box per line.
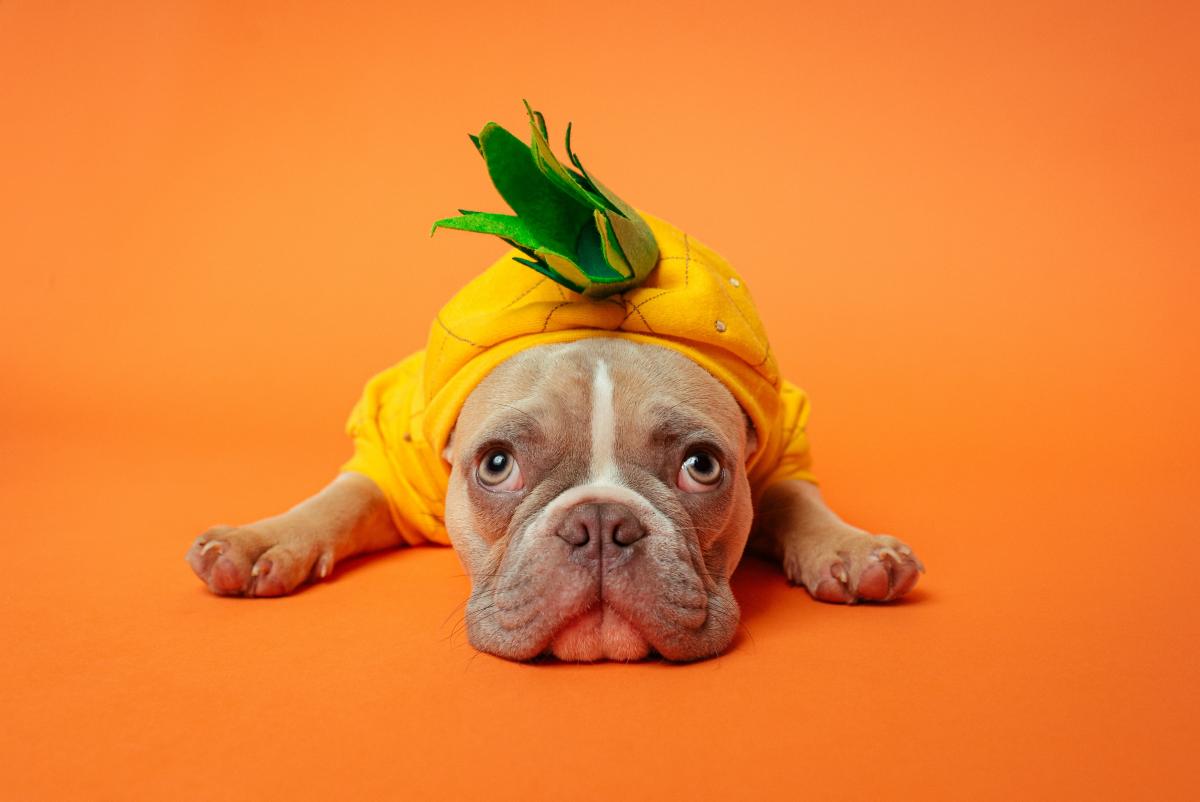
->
[589, 360, 617, 483]
[520, 358, 677, 545]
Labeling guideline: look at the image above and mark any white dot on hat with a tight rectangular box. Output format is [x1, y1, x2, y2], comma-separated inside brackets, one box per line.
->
[715, 320, 727, 333]
[729, 277, 741, 287]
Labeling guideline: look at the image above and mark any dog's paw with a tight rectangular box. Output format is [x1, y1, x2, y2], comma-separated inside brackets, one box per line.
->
[784, 529, 924, 604]
[185, 525, 334, 597]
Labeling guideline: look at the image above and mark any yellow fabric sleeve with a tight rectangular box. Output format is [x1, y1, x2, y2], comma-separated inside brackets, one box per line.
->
[339, 351, 452, 546]
[751, 379, 818, 496]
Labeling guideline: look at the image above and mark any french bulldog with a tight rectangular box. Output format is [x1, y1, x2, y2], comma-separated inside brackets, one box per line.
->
[186, 338, 923, 662]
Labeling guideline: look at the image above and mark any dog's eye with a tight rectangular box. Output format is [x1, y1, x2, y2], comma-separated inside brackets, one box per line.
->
[477, 448, 523, 491]
[678, 450, 722, 492]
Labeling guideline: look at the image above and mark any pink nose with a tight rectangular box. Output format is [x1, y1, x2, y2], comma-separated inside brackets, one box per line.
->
[557, 502, 646, 547]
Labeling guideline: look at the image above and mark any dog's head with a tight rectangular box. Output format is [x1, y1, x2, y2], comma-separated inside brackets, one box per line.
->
[442, 338, 757, 661]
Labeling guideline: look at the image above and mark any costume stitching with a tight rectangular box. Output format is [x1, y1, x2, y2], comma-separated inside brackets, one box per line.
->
[619, 290, 674, 324]
[428, 329, 449, 386]
[435, 315, 486, 348]
[541, 301, 573, 332]
[502, 278, 545, 310]
[633, 305, 656, 333]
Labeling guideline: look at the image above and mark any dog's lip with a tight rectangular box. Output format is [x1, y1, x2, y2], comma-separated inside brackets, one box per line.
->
[555, 599, 631, 629]
[543, 600, 655, 661]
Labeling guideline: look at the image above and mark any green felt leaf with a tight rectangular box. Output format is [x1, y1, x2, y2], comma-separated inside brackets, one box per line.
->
[604, 208, 658, 279]
[477, 123, 592, 257]
[563, 123, 617, 213]
[594, 211, 633, 280]
[563, 123, 656, 280]
[512, 256, 587, 294]
[431, 212, 539, 249]
[536, 249, 593, 290]
[523, 100, 548, 140]
[433, 103, 660, 297]
[574, 214, 626, 281]
[564, 123, 587, 173]
[527, 109, 609, 212]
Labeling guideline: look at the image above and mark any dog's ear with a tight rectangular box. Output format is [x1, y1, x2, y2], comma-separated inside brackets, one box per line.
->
[744, 415, 759, 462]
[442, 429, 456, 464]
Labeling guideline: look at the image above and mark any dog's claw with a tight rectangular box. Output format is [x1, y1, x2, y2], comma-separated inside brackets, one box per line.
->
[876, 546, 902, 564]
[798, 532, 924, 604]
[188, 526, 338, 598]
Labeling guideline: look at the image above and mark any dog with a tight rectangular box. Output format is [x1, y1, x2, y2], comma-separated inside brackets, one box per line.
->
[185, 109, 923, 662]
[185, 336, 922, 661]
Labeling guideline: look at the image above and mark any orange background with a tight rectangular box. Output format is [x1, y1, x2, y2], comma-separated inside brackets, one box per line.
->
[2, 1, 1197, 799]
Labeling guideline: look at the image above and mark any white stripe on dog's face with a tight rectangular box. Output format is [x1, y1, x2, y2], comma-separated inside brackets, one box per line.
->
[519, 358, 674, 546]
[589, 359, 616, 483]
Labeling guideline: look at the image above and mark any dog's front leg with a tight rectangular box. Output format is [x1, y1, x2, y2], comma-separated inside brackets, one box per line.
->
[750, 480, 924, 603]
[185, 472, 400, 596]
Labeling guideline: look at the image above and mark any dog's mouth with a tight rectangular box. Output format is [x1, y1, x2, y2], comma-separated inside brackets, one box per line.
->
[545, 602, 653, 662]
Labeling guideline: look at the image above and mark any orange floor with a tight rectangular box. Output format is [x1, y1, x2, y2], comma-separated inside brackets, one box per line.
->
[3, 2, 1197, 800]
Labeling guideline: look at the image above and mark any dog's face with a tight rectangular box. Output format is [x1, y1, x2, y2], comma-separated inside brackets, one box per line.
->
[442, 338, 757, 661]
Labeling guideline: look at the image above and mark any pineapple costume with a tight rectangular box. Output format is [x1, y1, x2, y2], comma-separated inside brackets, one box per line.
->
[341, 105, 817, 545]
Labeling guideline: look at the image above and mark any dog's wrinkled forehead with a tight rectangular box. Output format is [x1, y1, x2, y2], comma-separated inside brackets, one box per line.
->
[450, 339, 749, 477]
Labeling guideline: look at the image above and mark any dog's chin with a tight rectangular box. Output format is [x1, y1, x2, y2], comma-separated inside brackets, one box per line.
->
[546, 604, 652, 662]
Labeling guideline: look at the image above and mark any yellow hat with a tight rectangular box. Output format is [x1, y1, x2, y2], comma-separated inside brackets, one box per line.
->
[422, 212, 785, 479]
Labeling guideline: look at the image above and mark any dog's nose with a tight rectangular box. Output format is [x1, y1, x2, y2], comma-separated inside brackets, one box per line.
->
[557, 502, 645, 547]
